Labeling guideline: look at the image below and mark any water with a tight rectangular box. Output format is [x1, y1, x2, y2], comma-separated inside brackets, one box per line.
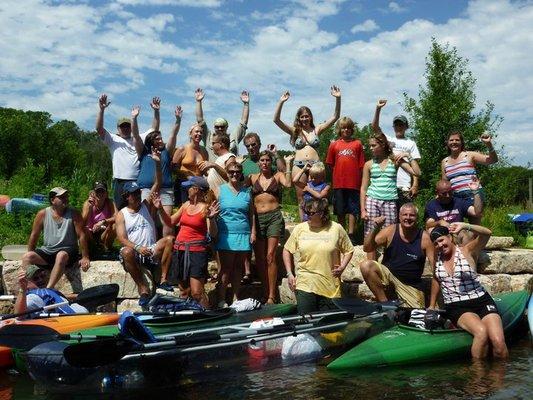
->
[1, 338, 531, 400]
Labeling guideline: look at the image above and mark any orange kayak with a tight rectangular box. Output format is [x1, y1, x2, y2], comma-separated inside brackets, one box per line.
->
[0, 314, 119, 368]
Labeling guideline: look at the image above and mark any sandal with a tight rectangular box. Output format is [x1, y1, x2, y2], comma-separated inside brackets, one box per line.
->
[241, 273, 252, 285]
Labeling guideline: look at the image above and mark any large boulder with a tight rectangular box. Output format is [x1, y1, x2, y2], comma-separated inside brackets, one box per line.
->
[478, 249, 533, 274]
[485, 236, 514, 250]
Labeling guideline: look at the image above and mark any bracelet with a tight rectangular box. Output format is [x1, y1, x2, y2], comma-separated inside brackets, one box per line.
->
[287, 272, 294, 277]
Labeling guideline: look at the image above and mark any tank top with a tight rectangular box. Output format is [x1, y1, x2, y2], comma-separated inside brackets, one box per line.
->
[121, 203, 156, 247]
[382, 225, 425, 287]
[218, 184, 252, 234]
[252, 175, 281, 201]
[137, 147, 173, 189]
[444, 154, 481, 195]
[179, 145, 204, 178]
[435, 246, 486, 304]
[40, 207, 78, 254]
[85, 200, 113, 231]
[175, 207, 208, 252]
[366, 159, 398, 200]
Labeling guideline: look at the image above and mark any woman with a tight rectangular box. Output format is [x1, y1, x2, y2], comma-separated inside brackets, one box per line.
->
[441, 131, 497, 222]
[136, 106, 182, 236]
[172, 122, 209, 206]
[429, 223, 508, 359]
[158, 176, 218, 307]
[81, 181, 116, 254]
[283, 198, 354, 314]
[213, 161, 255, 307]
[273, 87, 340, 220]
[248, 151, 294, 303]
[360, 133, 420, 259]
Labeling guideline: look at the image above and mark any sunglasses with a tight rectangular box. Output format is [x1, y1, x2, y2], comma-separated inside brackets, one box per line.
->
[306, 210, 322, 216]
[228, 170, 242, 175]
[214, 125, 226, 129]
[245, 142, 258, 148]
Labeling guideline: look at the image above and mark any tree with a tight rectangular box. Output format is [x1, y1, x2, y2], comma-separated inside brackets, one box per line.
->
[403, 39, 502, 202]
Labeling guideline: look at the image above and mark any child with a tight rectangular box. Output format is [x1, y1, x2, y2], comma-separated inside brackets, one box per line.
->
[294, 162, 330, 221]
[325, 117, 365, 244]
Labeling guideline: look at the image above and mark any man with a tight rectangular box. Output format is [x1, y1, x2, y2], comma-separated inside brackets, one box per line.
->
[96, 94, 160, 208]
[372, 99, 421, 207]
[360, 203, 434, 308]
[22, 187, 90, 289]
[115, 151, 173, 306]
[199, 132, 235, 190]
[14, 265, 87, 318]
[194, 88, 249, 160]
[325, 117, 365, 245]
[241, 132, 286, 176]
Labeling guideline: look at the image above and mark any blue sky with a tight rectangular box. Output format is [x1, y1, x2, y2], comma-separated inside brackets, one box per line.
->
[1, 0, 532, 165]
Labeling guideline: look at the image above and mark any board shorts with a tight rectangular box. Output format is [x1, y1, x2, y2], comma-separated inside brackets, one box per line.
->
[445, 292, 499, 326]
[363, 197, 397, 237]
[34, 248, 79, 269]
[372, 261, 425, 308]
[172, 250, 208, 282]
[141, 187, 174, 206]
[255, 208, 285, 239]
[119, 244, 158, 270]
[333, 189, 360, 216]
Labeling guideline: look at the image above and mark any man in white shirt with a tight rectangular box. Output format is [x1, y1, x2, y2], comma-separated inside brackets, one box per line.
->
[372, 99, 421, 207]
[199, 132, 235, 190]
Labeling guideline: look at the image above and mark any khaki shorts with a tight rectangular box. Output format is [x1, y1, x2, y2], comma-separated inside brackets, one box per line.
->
[372, 261, 425, 308]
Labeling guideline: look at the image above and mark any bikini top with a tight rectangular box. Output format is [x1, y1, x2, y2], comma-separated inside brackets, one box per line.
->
[294, 129, 320, 150]
[252, 175, 281, 200]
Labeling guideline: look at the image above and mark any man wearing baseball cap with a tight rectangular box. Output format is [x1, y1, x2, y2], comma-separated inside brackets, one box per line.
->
[21, 187, 90, 289]
[372, 99, 421, 209]
[96, 94, 161, 209]
[194, 88, 250, 160]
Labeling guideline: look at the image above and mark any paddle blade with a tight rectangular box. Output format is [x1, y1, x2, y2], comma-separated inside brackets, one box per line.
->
[63, 338, 137, 368]
[332, 297, 382, 316]
[0, 324, 60, 350]
[75, 284, 119, 311]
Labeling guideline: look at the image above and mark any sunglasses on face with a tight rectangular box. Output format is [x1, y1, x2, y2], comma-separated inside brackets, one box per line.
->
[306, 210, 322, 216]
[214, 125, 226, 130]
[245, 142, 258, 148]
[228, 170, 242, 176]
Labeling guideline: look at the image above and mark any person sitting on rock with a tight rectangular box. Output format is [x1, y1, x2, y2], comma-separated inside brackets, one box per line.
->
[22, 187, 90, 289]
[15, 265, 87, 319]
[115, 148, 173, 307]
[360, 203, 434, 308]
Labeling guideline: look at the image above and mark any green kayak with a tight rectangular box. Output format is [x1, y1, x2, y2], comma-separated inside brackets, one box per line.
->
[328, 290, 530, 370]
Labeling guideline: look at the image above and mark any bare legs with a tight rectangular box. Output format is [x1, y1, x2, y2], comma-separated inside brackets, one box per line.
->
[457, 312, 509, 359]
[254, 236, 280, 303]
[359, 260, 388, 302]
[120, 247, 150, 296]
[21, 251, 69, 289]
[217, 250, 246, 306]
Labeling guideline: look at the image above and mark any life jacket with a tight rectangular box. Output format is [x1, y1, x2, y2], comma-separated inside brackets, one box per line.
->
[27, 288, 77, 314]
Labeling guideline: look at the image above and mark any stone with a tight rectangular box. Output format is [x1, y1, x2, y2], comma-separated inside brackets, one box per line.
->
[478, 274, 512, 295]
[278, 278, 296, 304]
[117, 299, 143, 313]
[510, 274, 533, 292]
[477, 249, 533, 274]
[485, 236, 514, 250]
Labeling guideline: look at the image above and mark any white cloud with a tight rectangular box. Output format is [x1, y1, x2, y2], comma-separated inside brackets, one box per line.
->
[350, 19, 379, 34]
[115, 0, 222, 7]
[388, 2, 407, 13]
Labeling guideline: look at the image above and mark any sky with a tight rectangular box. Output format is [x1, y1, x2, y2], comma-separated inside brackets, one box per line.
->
[0, 0, 532, 166]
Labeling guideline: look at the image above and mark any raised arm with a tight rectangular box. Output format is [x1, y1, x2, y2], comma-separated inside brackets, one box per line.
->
[150, 97, 161, 132]
[371, 99, 387, 134]
[273, 91, 294, 136]
[131, 106, 144, 157]
[96, 94, 111, 139]
[469, 178, 483, 218]
[278, 155, 294, 188]
[27, 210, 45, 251]
[363, 216, 389, 253]
[167, 106, 182, 155]
[470, 133, 498, 165]
[450, 222, 492, 259]
[231, 91, 250, 151]
[194, 88, 208, 146]
[316, 85, 341, 134]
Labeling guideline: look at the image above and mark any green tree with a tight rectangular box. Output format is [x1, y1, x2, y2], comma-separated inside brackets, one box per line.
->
[403, 39, 502, 203]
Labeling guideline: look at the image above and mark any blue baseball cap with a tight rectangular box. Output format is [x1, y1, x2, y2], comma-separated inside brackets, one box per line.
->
[182, 176, 209, 191]
[123, 181, 141, 194]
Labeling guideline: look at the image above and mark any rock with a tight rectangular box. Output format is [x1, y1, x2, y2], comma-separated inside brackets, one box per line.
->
[485, 236, 514, 250]
[0, 299, 14, 315]
[478, 274, 512, 294]
[117, 299, 143, 313]
[478, 249, 533, 274]
[278, 278, 296, 304]
[2, 260, 155, 298]
[510, 274, 533, 292]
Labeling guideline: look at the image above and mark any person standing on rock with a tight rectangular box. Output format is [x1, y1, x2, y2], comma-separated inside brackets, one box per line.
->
[360, 203, 433, 308]
[21, 187, 90, 289]
[283, 198, 354, 314]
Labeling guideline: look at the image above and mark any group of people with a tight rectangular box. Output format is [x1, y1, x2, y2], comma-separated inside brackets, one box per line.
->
[17, 88, 506, 360]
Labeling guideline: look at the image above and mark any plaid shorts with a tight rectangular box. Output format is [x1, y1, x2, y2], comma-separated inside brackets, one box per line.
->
[364, 197, 397, 236]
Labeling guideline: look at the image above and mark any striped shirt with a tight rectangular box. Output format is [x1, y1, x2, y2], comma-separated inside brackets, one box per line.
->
[444, 154, 481, 194]
[435, 246, 486, 304]
[366, 159, 398, 201]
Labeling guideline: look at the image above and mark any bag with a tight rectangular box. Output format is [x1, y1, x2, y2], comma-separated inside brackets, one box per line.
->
[281, 334, 322, 361]
[148, 294, 205, 313]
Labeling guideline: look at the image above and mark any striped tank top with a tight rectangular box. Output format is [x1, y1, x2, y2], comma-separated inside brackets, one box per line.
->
[444, 154, 481, 194]
[435, 246, 486, 304]
[366, 159, 398, 201]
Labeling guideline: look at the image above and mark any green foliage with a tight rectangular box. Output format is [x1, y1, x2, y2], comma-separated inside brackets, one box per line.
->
[481, 206, 527, 247]
[479, 166, 533, 207]
[403, 39, 502, 193]
[0, 210, 36, 249]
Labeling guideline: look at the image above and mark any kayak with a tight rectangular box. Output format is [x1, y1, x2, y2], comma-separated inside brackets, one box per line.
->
[328, 290, 530, 370]
[528, 294, 533, 336]
[22, 309, 395, 393]
[0, 313, 120, 368]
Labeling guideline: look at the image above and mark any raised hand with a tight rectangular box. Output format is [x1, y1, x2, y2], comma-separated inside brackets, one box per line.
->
[468, 176, 481, 192]
[377, 99, 387, 109]
[175, 105, 183, 119]
[480, 132, 492, 145]
[448, 222, 464, 234]
[151, 146, 161, 162]
[267, 144, 277, 153]
[279, 91, 290, 103]
[99, 94, 111, 110]
[208, 200, 220, 219]
[131, 105, 140, 118]
[195, 88, 205, 102]
[88, 190, 97, 205]
[330, 85, 341, 98]
[150, 97, 161, 110]
[240, 90, 249, 103]
[17, 270, 29, 291]
[283, 154, 295, 164]
[151, 192, 162, 209]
